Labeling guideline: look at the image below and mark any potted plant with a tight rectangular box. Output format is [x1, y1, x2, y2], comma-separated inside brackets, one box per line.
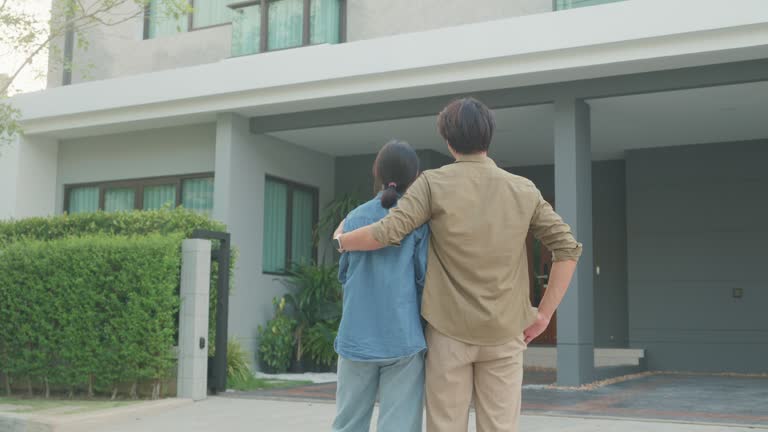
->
[282, 263, 342, 373]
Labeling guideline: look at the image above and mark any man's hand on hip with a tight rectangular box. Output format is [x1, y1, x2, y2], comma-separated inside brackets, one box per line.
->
[523, 312, 551, 344]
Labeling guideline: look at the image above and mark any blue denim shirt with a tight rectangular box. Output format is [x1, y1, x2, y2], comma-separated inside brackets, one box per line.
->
[335, 193, 430, 361]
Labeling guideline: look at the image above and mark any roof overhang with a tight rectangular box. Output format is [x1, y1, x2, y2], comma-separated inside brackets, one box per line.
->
[11, 0, 768, 137]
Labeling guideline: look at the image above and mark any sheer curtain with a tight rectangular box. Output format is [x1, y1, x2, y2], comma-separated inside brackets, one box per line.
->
[268, 0, 303, 51]
[310, 0, 340, 45]
[232, 4, 261, 56]
[193, 0, 233, 28]
[291, 189, 315, 266]
[182, 178, 214, 215]
[263, 180, 288, 273]
[148, 0, 188, 38]
[104, 188, 135, 212]
[68, 187, 99, 214]
[143, 185, 176, 210]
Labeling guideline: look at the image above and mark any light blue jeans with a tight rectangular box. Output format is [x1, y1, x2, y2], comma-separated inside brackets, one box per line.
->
[332, 352, 425, 432]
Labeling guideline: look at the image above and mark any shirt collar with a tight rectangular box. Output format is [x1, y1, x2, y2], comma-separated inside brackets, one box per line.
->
[454, 153, 496, 165]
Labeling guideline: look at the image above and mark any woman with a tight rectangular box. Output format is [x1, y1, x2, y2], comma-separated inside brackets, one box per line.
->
[332, 140, 429, 432]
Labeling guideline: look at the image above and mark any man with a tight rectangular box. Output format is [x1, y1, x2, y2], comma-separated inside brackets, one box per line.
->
[334, 97, 582, 432]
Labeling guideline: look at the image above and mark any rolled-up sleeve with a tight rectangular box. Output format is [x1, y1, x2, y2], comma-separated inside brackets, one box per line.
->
[530, 191, 583, 262]
[371, 174, 432, 246]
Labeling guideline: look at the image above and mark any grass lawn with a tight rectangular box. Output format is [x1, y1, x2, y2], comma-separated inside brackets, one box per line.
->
[227, 375, 313, 392]
[0, 397, 139, 415]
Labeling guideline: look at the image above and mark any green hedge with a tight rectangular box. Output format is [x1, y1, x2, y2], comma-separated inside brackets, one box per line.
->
[0, 208, 226, 245]
[0, 208, 235, 358]
[0, 234, 182, 397]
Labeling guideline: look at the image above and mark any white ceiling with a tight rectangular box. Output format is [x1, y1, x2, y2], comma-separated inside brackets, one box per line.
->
[270, 81, 768, 167]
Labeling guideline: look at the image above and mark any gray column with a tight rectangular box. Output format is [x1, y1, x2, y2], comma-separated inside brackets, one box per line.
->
[554, 98, 595, 386]
[177, 239, 212, 400]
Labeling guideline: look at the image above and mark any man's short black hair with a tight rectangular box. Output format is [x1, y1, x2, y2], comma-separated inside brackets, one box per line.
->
[437, 97, 496, 154]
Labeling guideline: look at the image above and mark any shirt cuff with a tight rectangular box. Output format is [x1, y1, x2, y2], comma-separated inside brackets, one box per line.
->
[370, 221, 392, 246]
[552, 242, 583, 262]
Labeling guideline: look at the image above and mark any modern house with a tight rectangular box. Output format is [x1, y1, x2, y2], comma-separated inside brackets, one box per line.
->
[2, 0, 767, 385]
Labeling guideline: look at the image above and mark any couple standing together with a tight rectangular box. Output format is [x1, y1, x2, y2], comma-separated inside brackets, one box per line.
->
[331, 97, 582, 432]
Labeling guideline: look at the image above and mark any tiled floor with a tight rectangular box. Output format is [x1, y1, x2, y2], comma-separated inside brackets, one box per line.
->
[228, 372, 768, 427]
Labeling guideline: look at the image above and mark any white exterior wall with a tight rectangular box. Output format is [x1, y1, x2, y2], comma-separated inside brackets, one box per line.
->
[48, 0, 551, 86]
[214, 114, 335, 367]
[56, 124, 217, 212]
[347, 0, 551, 41]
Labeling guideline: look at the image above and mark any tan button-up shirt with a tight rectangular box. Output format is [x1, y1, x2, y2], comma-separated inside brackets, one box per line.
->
[371, 154, 582, 345]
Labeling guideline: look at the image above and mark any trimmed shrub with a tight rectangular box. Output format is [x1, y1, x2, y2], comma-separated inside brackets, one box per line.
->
[0, 208, 235, 356]
[0, 234, 182, 398]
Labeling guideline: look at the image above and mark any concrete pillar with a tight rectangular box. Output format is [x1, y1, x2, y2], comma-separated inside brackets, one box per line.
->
[554, 98, 595, 386]
[178, 239, 212, 401]
[0, 134, 58, 219]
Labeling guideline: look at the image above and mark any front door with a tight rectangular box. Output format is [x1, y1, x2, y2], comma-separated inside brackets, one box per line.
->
[526, 200, 557, 345]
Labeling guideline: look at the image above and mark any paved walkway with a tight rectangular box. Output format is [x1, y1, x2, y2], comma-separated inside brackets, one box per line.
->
[90, 398, 766, 432]
[232, 373, 768, 427]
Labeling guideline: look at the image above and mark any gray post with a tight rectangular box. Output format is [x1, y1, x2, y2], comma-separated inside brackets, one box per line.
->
[177, 239, 212, 400]
[554, 98, 595, 386]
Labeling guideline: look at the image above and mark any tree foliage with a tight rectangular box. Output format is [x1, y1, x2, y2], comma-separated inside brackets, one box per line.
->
[0, 0, 191, 146]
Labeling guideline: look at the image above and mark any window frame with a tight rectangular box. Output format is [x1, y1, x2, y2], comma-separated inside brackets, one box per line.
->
[227, 0, 346, 53]
[143, 0, 236, 40]
[262, 175, 320, 276]
[64, 172, 214, 213]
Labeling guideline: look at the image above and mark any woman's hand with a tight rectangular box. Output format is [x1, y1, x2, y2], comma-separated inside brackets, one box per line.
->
[334, 218, 346, 239]
[523, 312, 551, 344]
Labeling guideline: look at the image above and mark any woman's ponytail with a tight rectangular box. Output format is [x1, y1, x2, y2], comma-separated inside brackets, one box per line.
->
[381, 182, 399, 209]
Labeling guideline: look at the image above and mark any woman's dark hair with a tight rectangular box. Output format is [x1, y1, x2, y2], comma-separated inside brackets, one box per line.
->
[437, 97, 496, 154]
[373, 140, 420, 209]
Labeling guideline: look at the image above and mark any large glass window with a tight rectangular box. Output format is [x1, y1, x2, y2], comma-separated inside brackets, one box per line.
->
[65, 173, 214, 215]
[231, 0, 343, 57]
[554, 0, 626, 10]
[262, 177, 318, 274]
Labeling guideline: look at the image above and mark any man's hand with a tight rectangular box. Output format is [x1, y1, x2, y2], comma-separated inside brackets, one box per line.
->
[523, 312, 551, 344]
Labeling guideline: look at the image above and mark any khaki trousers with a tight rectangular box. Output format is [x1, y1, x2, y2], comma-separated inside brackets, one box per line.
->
[425, 325, 526, 432]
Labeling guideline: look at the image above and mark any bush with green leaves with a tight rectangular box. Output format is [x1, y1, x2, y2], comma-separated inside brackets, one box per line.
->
[282, 263, 342, 368]
[258, 297, 297, 374]
[0, 234, 182, 399]
[227, 339, 253, 386]
[0, 208, 235, 356]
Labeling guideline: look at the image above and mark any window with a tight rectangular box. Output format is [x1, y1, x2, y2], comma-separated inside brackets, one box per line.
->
[554, 0, 626, 10]
[145, 0, 234, 39]
[262, 176, 318, 274]
[231, 0, 344, 57]
[65, 173, 214, 215]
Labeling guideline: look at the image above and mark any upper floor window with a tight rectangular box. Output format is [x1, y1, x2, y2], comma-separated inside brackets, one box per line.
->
[230, 0, 344, 57]
[145, 0, 234, 39]
[554, 0, 626, 10]
[65, 173, 214, 216]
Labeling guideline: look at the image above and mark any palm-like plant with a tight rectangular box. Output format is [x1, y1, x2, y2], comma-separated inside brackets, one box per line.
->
[282, 263, 342, 368]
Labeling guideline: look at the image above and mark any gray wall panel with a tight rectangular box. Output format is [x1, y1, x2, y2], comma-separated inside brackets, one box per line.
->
[626, 139, 768, 373]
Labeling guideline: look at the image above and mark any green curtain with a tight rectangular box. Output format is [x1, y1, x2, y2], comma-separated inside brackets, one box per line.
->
[193, 0, 232, 28]
[290, 188, 315, 266]
[104, 188, 136, 212]
[182, 178, 214, 215]
[555, 0, 625, 10]
[68, 187, 99, 214]
[268, 0, 303, 51]
[148, 0, 188, 38]
[231, 4, 261, 56]
[143, 185, 176, 210]
[263, 180, 288, 273]
[310, 0, 340, 45]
